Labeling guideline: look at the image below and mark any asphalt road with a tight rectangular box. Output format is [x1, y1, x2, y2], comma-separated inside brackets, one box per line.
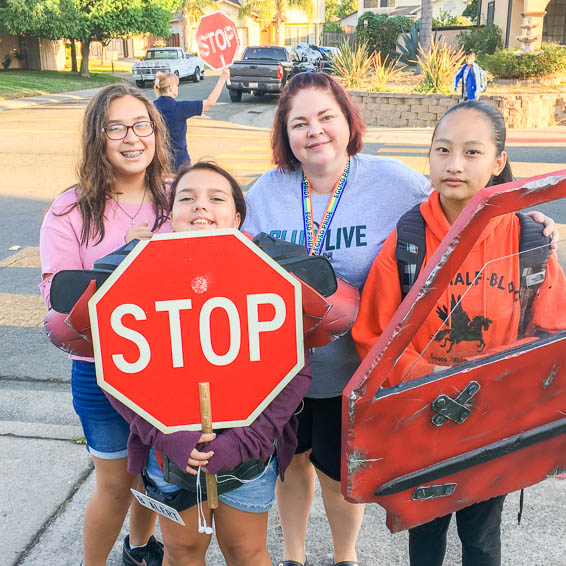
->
[1, 79, 566, 566]
[1, 73, 566, 259]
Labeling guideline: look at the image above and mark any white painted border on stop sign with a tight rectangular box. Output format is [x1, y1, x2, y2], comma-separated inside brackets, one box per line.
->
[196, 11, 241, 70]
[88, 228, 304, 433]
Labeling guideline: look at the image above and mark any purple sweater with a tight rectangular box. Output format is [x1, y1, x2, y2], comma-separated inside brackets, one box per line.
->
[106, 355, 312, 479]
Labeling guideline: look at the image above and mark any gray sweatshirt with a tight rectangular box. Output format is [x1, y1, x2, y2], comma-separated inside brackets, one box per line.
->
[243, 153, 431, 397]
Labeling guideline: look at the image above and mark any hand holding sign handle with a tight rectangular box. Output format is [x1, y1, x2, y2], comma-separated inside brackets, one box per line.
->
[199, 382, 219, 508]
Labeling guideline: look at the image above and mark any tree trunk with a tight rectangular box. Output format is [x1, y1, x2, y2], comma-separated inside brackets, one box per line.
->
[417, 0, 433, 74]
[70, 39, 78, 73]
[182, 13, 189, 52]
[18, 34, 28, 70]
[80, 40, 90, 77]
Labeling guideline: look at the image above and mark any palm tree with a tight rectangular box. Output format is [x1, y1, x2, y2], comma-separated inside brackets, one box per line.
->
[419, 0, 433, 56]
[239, 0, 314, 46]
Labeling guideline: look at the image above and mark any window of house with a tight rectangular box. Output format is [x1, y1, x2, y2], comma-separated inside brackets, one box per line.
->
[284, 25, 316, 45]
[363, 0, 394, 7]
[487, 1, 495, 25]
[543, 0, 566, 44]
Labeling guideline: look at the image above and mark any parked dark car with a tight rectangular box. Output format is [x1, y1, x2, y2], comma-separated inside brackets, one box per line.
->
[227, 46, 307, 102]
[310, 45, 339, 74]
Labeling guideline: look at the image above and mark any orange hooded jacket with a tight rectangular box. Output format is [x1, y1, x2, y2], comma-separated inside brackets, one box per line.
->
[352, 191, 566, 388]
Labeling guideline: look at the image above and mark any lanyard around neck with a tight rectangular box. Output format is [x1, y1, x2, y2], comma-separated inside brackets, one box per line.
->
[301, 159, 350, 256]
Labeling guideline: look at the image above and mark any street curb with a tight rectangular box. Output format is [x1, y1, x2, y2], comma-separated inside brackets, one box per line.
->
[0, 88, 104, 111]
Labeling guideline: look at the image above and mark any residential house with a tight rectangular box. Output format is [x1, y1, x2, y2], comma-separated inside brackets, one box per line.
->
[1, 0, 325, 71]
[480, 0, 565, 50]
[340, 12, 360, 33]
[0, 33, 67, 71]
[283, 0, 326, 45]
[164, 0, 325, 56]
[357, 0, 467, 20]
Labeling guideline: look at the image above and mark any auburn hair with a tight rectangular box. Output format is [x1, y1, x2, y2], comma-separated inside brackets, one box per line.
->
[271, 72, 366, 172]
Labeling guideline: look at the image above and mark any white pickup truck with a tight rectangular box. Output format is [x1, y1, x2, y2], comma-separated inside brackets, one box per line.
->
[132, 47, 205, 87]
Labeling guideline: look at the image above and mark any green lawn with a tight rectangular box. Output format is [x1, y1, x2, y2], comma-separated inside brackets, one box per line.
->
[0, 70, 126, 99]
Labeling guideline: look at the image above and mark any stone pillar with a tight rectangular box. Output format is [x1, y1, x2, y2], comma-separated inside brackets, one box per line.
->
[516, 0, 551, 51]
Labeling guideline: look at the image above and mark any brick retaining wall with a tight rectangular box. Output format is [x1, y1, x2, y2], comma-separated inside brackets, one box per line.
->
[349, 91, 566, 128]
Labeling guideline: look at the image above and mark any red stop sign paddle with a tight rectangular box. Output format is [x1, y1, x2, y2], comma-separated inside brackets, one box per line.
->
[196, 12, 240, 70]
[89, 230, 304, 433]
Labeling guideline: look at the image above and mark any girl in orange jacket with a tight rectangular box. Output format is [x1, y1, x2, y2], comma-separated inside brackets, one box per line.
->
[352, 100, 566, 566]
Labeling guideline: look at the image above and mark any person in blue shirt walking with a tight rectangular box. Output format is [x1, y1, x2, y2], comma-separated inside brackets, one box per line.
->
[454, 51, 487, 101]
[153, 68, 229, 170]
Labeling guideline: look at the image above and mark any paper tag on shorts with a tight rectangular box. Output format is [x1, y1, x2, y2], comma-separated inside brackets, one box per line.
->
[130, 488, 186, 526]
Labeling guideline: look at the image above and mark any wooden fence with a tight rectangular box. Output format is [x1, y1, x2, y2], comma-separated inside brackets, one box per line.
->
[321, 32, 355, 47]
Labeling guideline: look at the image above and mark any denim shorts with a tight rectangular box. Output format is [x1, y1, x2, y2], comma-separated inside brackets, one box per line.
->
[71, 360, 129, 460]
[146, 449, 278, 513]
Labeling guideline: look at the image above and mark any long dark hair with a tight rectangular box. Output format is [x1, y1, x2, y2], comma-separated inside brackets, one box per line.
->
[61, 83, 171, 245]
[432, 100, 513, 186]
[169, 161, 246, 228]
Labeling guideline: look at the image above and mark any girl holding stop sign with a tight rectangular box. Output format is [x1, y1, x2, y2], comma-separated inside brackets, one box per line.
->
[106, 161, 313, 566]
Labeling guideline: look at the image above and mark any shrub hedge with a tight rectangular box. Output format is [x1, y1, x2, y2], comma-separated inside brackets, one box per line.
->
[482, 43, 566, 79]
[355, 13, 412, 58]
[457, 24, 502, 55]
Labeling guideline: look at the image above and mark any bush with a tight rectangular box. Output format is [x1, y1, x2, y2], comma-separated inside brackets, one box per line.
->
[356, 12, 412, 58]
[371, 52, 404, 90]
[323, 21, 343, 33]
[415, 39, 465, 93]
[332, 40, 374, 89]
[433, 10, 472, 27]
[457, 24, 502, 55]
[333, 40, 404, 91]
[482, 43, 566, 79]
[2, 55, 11, 71]
[462, 0, 479, 24]
[396, 23, 420, 67]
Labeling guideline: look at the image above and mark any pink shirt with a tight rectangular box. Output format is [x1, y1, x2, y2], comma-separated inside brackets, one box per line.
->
[40, 187, 171, 359]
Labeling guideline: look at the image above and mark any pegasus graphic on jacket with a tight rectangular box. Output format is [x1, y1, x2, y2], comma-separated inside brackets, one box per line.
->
[352, 191, 566, 388]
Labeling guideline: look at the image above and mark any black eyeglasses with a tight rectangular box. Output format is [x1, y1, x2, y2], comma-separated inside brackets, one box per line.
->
[102, 121, 155, 140]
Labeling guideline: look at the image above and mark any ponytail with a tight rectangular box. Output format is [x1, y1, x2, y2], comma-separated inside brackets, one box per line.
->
[153, 71, 178, 97]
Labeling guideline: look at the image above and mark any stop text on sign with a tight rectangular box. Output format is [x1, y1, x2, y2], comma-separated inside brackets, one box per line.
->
[198, 26, 236, 63]
[111, 293, 285, 373]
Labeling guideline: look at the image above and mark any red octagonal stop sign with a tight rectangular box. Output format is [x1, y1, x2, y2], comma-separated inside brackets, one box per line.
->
[196, 12, 240, 70]
[89, 230, 303, 433]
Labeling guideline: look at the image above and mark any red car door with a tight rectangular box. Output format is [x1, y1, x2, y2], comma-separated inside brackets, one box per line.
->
[342, 170, 566, 533]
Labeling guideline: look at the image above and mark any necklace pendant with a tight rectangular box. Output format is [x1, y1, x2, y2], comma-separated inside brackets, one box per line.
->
[131, 219, 136, 226]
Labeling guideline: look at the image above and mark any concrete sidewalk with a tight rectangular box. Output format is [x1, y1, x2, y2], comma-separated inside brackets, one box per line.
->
[4, 385, 566, 566]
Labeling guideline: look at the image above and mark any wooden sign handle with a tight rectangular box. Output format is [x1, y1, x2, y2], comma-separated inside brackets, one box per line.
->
[198, 382, 218, 509]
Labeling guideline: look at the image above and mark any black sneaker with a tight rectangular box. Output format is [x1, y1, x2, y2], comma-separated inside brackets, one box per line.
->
[122, 535, 164, 566]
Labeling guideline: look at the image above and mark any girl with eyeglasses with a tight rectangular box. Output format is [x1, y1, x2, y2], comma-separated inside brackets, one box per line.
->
[39, 83, 172, 566]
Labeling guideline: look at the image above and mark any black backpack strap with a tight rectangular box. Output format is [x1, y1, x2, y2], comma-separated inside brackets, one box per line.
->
[394, 208, 551, 334]
[395, 204, 427, 300]
[516, 212, 552, 337]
